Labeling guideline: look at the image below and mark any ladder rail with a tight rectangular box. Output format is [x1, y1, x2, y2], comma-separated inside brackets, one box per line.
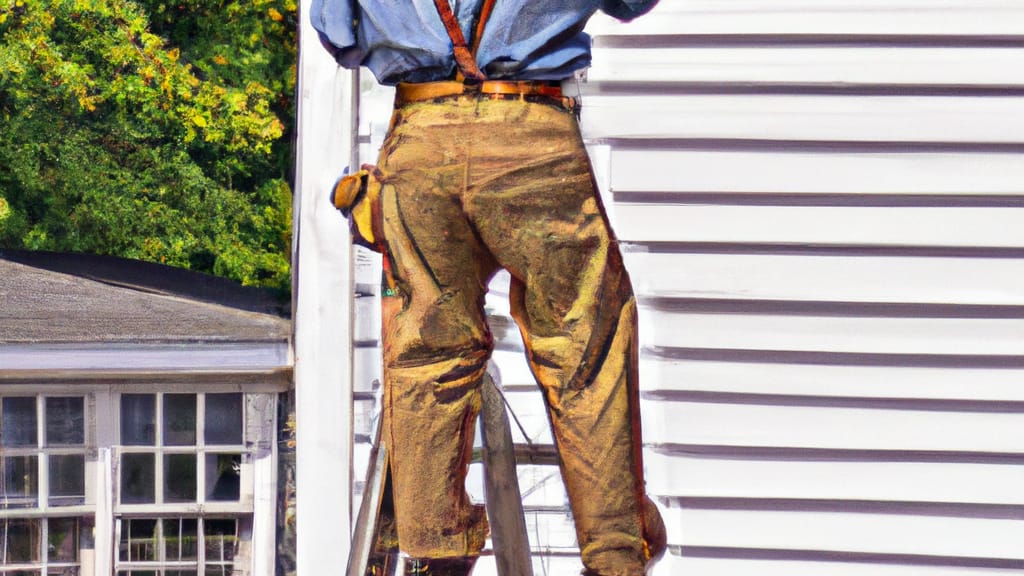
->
[347, 412, 398, 576]
[481, 372, 536, 576]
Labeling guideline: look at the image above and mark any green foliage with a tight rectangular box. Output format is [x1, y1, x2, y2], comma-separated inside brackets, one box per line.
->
[0, 0, 296, 289]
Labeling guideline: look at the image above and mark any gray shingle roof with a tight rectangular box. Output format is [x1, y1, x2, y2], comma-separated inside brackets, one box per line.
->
[0, 252, 290, 345]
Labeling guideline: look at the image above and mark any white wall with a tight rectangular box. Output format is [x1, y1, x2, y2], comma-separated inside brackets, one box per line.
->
[583, 1, 1024, 574]
[347, 2, 1024, 574]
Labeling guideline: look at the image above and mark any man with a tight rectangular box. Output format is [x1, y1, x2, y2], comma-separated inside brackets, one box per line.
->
[312, 1, 667, 574]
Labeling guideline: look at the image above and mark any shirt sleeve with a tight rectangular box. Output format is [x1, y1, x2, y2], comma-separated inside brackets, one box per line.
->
[310, 0, 358, 59]
[599, 0, 658, 21]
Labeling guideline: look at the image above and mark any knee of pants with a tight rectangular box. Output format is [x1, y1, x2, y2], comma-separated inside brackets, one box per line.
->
[385, 328, 493, 404]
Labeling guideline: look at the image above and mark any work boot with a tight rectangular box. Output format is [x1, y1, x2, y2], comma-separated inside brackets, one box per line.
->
[403, 556, 477, 576]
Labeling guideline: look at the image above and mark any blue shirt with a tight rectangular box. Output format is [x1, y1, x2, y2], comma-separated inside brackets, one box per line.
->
[310, 0, 658, 85]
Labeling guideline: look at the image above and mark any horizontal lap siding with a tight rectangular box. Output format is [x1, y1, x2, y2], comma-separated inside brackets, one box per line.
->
[581, 95, 1024, 142]
[640, 359, 1024, 400]
[583, 1, 1024, 574]
[610, 150, 1024, 195]
[587, 0, 1024, 36]
[624, 252, 1024, 304]
[613, 205, 1024, 245]
[587, 47, 1024, 86]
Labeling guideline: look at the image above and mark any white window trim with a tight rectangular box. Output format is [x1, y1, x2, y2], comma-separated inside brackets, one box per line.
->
[1, 394, 92, 512]
[113, 515, 251, 575]
[2, 388, 275, 576]
[113, 393, 252, 511]
[0, 516, 84, 574]
[1, 394, 93, 575]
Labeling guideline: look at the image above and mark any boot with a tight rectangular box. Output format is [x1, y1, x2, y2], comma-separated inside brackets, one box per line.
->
[403, 556, 477, 576]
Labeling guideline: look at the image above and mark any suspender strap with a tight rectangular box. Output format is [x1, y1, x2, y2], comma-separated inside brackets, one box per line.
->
[472, 0, 498, 57]
[430, 0, 496, 81]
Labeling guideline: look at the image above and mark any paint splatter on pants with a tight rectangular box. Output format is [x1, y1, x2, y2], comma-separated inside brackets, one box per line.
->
[373, 94, 665, 576]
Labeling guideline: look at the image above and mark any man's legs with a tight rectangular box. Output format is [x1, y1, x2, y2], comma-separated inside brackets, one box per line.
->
[375, 95, 664, 574]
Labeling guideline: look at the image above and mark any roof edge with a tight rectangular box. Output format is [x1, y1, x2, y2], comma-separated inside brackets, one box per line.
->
[0, 341, 291, 372]
[0, 249, 290, 318]
[0, 367, 293, 390]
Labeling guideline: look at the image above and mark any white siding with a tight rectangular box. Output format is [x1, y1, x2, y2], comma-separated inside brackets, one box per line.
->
[583, 1, 1024, 574]
[349, 2, 1024, 574]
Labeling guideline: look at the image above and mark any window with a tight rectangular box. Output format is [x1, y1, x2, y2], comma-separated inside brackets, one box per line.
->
[1, 396, 88, 509]
[115, 393, 249, 575]
[0, 396, 88, 575]
[0, 390, 266, 575]
[116, 517, 243, 575]
[0, 517, 83, 575]
[118, 394, 244, 506]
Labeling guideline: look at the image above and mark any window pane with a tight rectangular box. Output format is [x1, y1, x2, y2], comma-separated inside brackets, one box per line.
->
[48, 518, 79, 562]
[48, 568, 80, 576]
[2, 455, 39, 508]
[162, 518, 198, 561]
[45, 397, 85, 446]
[163, 394, 197, 446]
[1, 518, 41, 562]
[49, 454, 86, 506]
[205, 567, 232, 576]
[166, 571, 198, 576]
[205, 454, 241, 502]
[120, 453, 155, 504]
[164, 454, 197, 503]
[119, 519, 157, 562]
[2, 397, 37, 447]
[204, 394, 243, 446]
[203, 519, 238, 563]
[121, 395, 155, 446]
[161, 516, 197, 561]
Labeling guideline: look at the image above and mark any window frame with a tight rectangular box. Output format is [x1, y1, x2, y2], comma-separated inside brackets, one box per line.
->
[115, 392, 252, 514]
[0, 389, 93, 573]
[0, 513, 86, 575]
[114, 515, 248, 576]
[1, 395, 91, 575]
[1, 394, 92, 512]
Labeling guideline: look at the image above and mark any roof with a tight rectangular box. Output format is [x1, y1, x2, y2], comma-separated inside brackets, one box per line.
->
[0, 250, 290, 344]
[0, 251, 292, 376]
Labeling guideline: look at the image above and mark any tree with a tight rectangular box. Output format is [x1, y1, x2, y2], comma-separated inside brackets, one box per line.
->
[0, 0, 297, 290]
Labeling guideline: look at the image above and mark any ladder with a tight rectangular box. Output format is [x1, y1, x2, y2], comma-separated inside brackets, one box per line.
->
[346, 373, 536, 576]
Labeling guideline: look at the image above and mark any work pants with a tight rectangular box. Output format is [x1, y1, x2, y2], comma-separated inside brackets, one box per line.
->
[374, 94, 664, 576]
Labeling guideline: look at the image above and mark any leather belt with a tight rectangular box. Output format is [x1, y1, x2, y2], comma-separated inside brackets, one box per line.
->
[395, 80, 572, 108]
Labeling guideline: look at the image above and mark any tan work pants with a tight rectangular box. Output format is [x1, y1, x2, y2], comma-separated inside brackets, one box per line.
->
[375, 94, 664, 576]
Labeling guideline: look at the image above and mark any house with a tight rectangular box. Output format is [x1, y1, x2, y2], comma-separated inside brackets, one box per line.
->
[0, 250, 291, 576]
[295, 0, 1024, 574]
